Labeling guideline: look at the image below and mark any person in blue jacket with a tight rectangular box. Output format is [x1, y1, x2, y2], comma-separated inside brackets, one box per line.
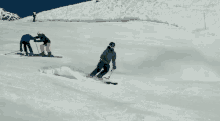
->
[88, 42, 117, 79]
[20, 34, 36, 56]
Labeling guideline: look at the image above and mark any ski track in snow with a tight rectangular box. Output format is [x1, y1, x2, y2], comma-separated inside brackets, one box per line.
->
[0, 20, 220, 121]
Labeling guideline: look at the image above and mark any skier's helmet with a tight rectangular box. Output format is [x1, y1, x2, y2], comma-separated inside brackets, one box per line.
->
[109, 42, 115, 47]
[37, 31, 43, 36]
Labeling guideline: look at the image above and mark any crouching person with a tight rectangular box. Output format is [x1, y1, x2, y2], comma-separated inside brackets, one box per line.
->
[20, 34, 35, 56]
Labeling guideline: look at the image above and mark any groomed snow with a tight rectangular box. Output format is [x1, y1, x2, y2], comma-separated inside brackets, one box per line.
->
[17, 0, 220, 31]
[0, 20, 220, 121]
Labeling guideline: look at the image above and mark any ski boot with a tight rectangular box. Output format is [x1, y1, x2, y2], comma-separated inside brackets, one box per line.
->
[47, 52, 54, 57]
[97, 78, 103, 81]
[25, 52, 28, 56]
[86, 74, 93, 78]
[29, 52, 34, 56]
[39, 51, 46, 56]
[96, 75, 103, 80]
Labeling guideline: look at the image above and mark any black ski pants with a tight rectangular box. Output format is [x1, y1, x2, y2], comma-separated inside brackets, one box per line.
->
[33, 16, 36, 22]
[90, 59, 110, 78]
[22, 41, 33, 53]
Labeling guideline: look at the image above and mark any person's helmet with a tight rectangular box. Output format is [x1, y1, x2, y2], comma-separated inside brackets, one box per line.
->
[109, 42, 115, 47]
[37, 31, 43, 36]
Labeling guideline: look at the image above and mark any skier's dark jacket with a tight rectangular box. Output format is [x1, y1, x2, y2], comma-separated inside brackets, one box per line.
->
[34, 34, 51, 45]
[20, 34, 35, 50]
[100, 46, 116, 69]
[33, 12, 36, 17]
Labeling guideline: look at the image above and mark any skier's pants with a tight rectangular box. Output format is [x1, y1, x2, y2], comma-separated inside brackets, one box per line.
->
[22, 42, 33, 53]
[90, 59, 110, 78]
[40, 43, 51, 53]
[33, 16, 36, 22]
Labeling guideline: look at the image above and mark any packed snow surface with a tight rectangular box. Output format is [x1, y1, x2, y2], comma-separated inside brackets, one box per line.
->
[0, 20, 220, 121]
[18, 0, 220, 30]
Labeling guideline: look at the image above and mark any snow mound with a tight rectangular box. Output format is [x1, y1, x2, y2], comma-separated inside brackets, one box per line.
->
[39, 66, 85, 80]
[38, 66, 121, 92]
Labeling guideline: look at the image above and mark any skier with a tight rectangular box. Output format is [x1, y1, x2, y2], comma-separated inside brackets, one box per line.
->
[34, 31, 53, 57]
[19, 34, 36, 56]
[33, 11, 36, 22]
[87, 42, 117, 80]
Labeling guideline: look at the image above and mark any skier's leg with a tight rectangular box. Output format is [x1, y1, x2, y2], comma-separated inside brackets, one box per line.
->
[27, 43, 33, 53]
[40, 44, 44, 52]
[46, 43, 53, 56]
[27, 43, 33, 56]
[45, 43, 51, 52]
[23, 43, 28, 55]
[97, 64, 110, 78]
[90, 61, 104, 77]
[39, 44, 45, 56]
[23, 43, 27, 52]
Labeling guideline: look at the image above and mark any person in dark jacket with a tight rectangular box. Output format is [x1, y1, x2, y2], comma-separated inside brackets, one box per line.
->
[33, 11, 36, 22]
[20, 34, 36, 56]
[88, 42, 117, 79]
[34, 31, 53, 57]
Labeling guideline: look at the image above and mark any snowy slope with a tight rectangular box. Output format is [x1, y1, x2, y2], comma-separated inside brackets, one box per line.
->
[18, 0, 220, 30]
[0, 8, 20, 21]
[0, 19, 220, 121]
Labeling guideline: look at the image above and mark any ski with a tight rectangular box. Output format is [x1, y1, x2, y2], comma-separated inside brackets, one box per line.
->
[85, 75, 118, 85]
[15, 53, 62, 58]
[104, 81, 118, 85]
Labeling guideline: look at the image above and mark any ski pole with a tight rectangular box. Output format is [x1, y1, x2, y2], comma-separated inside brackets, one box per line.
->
[4, 50, 20, 55]
[35, 42, 39, 53]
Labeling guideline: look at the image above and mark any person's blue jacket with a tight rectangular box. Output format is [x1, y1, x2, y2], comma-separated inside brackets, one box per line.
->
[100, 46, 116, 69]
[20, 34, 35, 50]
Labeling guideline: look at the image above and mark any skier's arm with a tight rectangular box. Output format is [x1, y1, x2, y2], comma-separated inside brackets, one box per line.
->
[34, 36, 40, 39]
[33, 36, 43, 42]
[112, 53, 116, 70]
[30, 35, 35, 40]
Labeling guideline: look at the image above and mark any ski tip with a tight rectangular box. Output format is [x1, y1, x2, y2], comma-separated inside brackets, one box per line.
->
[105, 82, 118, 85]
[112, 83, 118, 85]
[105, 82, 111, 84]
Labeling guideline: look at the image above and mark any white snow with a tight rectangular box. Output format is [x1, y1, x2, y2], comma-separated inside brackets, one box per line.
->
[17, 0, 220, 31]
[1, 19, 220, 121]
[1, 0, 220, 120]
